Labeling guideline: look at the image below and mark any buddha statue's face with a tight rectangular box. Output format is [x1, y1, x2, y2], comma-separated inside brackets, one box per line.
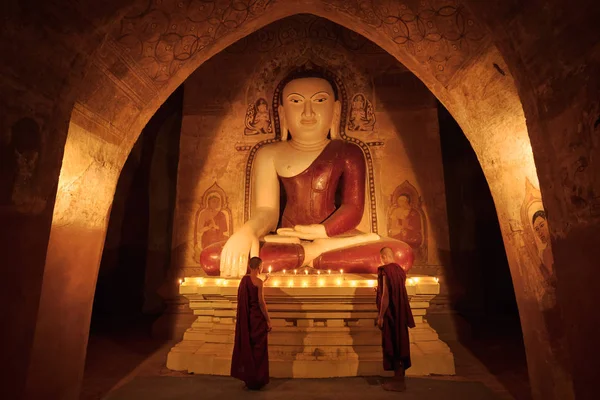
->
[281, 77, 339, 143]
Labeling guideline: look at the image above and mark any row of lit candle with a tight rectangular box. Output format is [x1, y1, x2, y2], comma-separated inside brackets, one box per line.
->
[267, 266, 344, 276]
[180, 276, 439, 288]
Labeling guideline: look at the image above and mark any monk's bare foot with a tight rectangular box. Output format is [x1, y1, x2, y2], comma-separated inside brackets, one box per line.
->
[381, 379, 406, 392]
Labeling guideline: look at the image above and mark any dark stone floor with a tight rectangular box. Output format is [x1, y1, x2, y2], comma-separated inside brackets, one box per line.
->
[104, 375, 501, 400]
[81, 312, 531, 400]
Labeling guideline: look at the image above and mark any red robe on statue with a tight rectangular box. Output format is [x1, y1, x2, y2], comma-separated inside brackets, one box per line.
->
[231, 275, 270, 389]
[376, 263, 415, 371]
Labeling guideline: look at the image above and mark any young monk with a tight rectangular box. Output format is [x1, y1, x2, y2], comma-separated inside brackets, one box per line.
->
[376, 247, 416, 391]
[231, 256, 272, 390]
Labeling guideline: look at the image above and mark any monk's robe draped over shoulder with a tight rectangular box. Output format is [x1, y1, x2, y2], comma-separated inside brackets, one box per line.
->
[376, 263, 416, 371]
[231, 276, 269, 389]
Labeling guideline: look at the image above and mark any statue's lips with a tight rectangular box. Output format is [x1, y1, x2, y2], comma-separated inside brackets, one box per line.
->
[300, 119, 318, 126]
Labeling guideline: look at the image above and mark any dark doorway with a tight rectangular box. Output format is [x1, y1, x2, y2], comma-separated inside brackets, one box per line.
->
[82, 87, 184, 399]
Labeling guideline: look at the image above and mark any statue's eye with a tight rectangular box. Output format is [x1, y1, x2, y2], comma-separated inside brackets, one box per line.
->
[289, 98, 302, 104]
[314, 97, 327, 103]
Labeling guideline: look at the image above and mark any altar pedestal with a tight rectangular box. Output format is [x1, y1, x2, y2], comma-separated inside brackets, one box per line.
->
[166, 274, 455, 377]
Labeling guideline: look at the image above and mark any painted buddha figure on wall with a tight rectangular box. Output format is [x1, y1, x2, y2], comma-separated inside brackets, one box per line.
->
[201, 70, 414, 277]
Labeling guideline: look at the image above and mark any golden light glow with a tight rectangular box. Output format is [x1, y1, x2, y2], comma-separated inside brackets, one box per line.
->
[304, 269, 309, 275]
[434, 277, 439, 283]
[294, 269, 298, 275]
[317, 270, 321, 275]
[283, 269, 286, 275]
[182, 275, 429, 289]
[340, 269, 344, 275]
[268, 266, 272, 274]
[327, 270, 331, 275]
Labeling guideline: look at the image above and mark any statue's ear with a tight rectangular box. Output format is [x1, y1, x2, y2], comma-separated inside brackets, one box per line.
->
[330, 100, 342, 140]
[278, 105, 288, 141]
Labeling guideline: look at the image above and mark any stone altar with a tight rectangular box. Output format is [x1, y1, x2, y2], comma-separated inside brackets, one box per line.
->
[167, 274, 454, 377]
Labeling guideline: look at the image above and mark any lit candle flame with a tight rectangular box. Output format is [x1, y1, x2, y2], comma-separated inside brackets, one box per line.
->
[327, 270, 331, 275]
[178, 279, 183, 285]
[317, 270, 321, 275]
[434, 277, 439, 283]
[340, 269, 344, 275]
[283, 269, 286, 275]
[304, 269, 308, 275]
[268, 266, 272, 274]
[294, 269, 297, 275]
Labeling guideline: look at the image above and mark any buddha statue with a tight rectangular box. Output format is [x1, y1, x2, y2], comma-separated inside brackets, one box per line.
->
[201, 70, 414, 277]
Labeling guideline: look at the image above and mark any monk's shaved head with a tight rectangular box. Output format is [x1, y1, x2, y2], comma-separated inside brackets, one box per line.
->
[380, 247, 395, 264]
[380, 247, 394, 258]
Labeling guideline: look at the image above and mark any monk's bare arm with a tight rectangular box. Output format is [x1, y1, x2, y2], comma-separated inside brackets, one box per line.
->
[257, 280, 272, 330]
[322, 143, 366, 236]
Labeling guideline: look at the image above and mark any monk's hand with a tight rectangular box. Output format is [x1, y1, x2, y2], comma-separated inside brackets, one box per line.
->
[276, 224, 328, 240]
[267, 320, 273, 332]
[220, 227, 260, 277]
[377, 315, 384, 330]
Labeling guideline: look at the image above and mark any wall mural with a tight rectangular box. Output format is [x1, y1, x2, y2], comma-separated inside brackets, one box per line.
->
[348, 93, 376, 132]
[0, 117, 46, 214]
[193, 182, 232, 263]
[387, 180, 428, 264]
[521, 179, 555, 293]
[244, 98, 273, 135]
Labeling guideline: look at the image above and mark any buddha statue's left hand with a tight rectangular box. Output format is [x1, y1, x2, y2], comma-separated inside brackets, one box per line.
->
[277, 224, 328, 240]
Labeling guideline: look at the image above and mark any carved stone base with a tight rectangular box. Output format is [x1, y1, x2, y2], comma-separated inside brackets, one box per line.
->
[166, 274, 455, 378]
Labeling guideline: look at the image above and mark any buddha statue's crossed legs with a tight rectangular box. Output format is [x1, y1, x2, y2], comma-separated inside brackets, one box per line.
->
[200, 234, 414, 276]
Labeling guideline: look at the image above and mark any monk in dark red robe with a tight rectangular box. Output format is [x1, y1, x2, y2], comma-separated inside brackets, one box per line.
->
[231, 256, 272, 390]
[376, 247, 415, 391]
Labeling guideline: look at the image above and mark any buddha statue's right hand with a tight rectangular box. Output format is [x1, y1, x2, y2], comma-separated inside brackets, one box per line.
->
[219, 227, 260, 277]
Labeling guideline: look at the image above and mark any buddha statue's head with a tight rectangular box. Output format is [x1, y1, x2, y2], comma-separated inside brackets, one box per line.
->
[278, 69, 341, 143]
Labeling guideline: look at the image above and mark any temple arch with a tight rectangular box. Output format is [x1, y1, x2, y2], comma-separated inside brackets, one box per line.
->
[12, 1, 588, 400]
